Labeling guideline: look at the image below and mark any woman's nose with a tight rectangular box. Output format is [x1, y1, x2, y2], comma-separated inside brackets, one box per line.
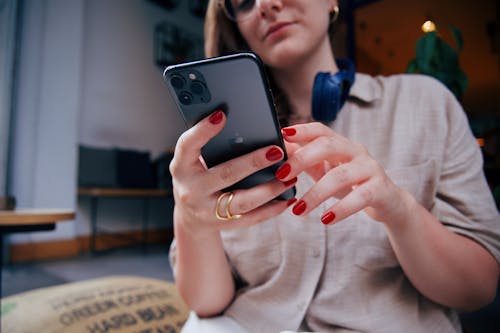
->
[256, 0, 284, 18]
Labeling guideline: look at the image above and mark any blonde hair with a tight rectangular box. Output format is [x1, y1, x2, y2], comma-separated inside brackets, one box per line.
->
[204, 0, 250, 58]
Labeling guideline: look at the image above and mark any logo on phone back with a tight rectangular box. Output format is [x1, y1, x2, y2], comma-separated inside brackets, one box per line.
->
[229, 132, 245, 154]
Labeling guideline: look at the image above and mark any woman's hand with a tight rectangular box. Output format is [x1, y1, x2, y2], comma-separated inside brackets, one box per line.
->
[170, 110, 296, 236]
[281, 122, 499, 310]
[279, 122, 411, 226]
[172, 110, 298, 316]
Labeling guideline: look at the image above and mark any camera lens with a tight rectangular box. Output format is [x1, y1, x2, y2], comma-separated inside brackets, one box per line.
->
[178, 91, 193, 105]
[190, 81, 205, 95]
[170, 74, 185, 89]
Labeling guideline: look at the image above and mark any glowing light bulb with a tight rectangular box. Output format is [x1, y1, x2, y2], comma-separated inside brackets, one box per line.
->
[422, 20, 437, 33]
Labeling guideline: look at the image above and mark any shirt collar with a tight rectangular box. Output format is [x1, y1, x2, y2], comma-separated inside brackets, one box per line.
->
[348, 73, 382, 103]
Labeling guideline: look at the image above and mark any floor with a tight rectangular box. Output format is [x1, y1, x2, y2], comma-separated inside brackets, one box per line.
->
[1, 244, 173, 298]
[1, 244, 499, 333]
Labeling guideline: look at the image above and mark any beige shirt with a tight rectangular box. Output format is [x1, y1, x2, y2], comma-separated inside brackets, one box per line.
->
[170, 73, 500, 333]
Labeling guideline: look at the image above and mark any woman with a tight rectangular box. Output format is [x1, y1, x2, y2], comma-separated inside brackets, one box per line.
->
[169, 0, 500, 332]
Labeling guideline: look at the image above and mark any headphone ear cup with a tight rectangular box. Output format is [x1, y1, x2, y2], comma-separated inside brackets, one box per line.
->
[312, 72, 342, 123]
[311, 59, 355, 123]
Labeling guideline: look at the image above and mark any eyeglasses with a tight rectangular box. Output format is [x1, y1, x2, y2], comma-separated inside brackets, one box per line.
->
[220, 0, 260, 22]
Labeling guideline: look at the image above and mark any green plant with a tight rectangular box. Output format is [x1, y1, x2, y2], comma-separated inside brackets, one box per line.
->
[406, 24, 468, 100]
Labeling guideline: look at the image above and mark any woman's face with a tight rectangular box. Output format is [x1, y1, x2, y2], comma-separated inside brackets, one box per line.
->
[233, 0, 335, 69]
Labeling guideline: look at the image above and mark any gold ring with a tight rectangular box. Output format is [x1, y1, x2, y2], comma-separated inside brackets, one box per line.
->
[215, 192, 243, 221]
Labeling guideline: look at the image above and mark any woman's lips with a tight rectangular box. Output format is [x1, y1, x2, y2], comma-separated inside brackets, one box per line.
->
[264, 22, 294, 40]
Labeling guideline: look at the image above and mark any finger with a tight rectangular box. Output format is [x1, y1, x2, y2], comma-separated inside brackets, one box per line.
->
[226, 177, 297, 215]
[281, 122, 336, 142]
[218, 198, 291, 230]
[290, 157, 374, 216]
[307, 161, 331, 182]
[283, 141, 301, 155]
[202, 145, 286, 192]
[319, 180, 378, 225]
[209, 178, 296, 228]
[171, 110, 226, 174]
[275, 135, 367, 181]
[284, 141, 324, 181]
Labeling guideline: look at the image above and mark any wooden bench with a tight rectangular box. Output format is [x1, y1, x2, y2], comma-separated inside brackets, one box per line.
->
[77, 188, 172, 253]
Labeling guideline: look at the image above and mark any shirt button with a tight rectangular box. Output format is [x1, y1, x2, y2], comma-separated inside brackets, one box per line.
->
[311, 248, 321, 258]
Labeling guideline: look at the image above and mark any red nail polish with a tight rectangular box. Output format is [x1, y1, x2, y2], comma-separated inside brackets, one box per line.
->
[292, 200, 306, 215]
[266, 147, 283, 161]
[209, 110, 223, 124]
[275, 163, 291, 180]
[283, 177, 297, 187]
[321, 211, 336, 225]
[282, 128, 296, 136]
[287, 198, 297, 207]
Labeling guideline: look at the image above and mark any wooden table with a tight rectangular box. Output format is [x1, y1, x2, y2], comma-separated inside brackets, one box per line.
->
[0, 209, 75, 231]
[77, 188, 172, 253]
[0, 209, 75, 297]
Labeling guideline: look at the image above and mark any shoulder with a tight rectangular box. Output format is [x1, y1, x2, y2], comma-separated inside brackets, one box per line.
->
[346, 73, 468, 145]
[379, 73, 445, 87]
[351, 73, 461, 120]
[390, 74, 452, 99]
[352, 73, 453, 101]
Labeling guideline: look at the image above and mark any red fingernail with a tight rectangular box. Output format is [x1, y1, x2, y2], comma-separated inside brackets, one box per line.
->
[282, 128, 296, 136]
[292, 200, 306, 215]
[287, 198, 297, 207]
[283, 177, 297, 187]
[266, 147, 283, 161]
[275, 163, 291, 180]
[209, 110, 224, 124]
[321, 211, 336, 225]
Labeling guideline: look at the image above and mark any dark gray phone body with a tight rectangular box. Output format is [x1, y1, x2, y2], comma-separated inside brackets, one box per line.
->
[163, 53, 295, 200]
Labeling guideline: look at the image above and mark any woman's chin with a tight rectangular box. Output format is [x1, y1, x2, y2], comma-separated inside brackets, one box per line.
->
[260, 45, 307, 69]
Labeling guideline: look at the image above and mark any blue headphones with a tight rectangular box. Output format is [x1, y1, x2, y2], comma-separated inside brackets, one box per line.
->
[312, 58, 355, 123]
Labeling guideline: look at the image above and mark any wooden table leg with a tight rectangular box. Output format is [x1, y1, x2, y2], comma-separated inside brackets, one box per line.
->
[142, 198, 149, 253]
[90, 197, 98, 253]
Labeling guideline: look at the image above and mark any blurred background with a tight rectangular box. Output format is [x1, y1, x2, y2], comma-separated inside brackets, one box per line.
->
[0, 0, 499, 331]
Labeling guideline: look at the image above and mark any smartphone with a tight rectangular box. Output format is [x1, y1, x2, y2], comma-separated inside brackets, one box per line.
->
[163, 52, 295, 200]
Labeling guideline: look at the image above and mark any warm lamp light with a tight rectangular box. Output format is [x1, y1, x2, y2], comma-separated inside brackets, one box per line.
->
[477, 138, 485, 147]
[421, 20, 437, 33]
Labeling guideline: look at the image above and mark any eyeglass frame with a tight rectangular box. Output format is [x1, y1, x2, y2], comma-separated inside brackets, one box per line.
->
[219, 0, 262, 22]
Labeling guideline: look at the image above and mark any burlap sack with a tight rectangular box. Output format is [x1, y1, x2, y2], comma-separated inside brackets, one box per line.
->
[1, 276, 189, 333]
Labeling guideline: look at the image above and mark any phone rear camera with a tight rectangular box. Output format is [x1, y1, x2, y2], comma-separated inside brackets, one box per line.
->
[178, 91, 193, 105]
[190, 81, 205, 95]
[170, 74, 185, 89]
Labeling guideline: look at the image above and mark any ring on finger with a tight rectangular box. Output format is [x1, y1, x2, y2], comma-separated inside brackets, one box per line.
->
[215, 191, 243, 221]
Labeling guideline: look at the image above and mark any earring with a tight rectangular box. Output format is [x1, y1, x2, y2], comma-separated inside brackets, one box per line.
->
[330, 5, 339, 23]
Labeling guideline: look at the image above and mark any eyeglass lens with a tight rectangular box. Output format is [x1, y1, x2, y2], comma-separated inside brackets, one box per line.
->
[224, 0, 258, 21]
